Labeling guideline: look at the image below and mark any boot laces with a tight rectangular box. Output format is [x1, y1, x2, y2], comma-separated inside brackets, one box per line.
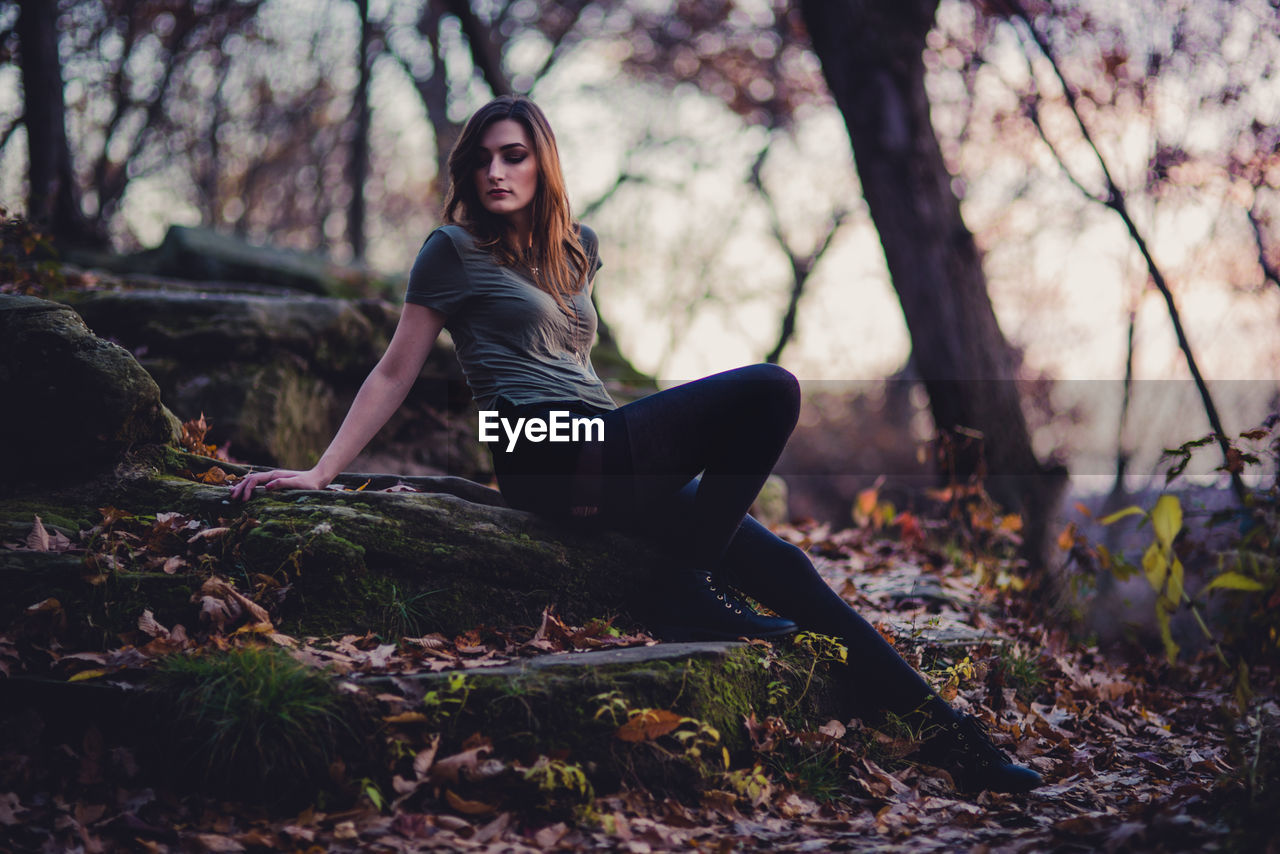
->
[950, 716, 1012, 769]
[701, 571, 746, 615]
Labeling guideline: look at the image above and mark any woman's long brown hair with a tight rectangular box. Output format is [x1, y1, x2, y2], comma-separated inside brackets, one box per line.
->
[443, 96, 590, 313]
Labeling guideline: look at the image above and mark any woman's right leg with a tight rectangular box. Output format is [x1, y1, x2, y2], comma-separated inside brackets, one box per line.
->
[629, 488, 1043, 792]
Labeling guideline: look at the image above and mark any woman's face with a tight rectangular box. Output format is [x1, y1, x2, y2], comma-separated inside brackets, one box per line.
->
[473, 118, 538, 222]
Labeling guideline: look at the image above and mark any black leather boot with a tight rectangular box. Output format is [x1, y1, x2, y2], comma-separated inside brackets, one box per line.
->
[651, 569, 798, 641]
[916, 714, 1044, 793]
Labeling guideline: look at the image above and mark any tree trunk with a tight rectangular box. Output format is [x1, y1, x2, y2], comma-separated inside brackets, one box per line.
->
[348, 0, 371, 260]
[799, 0, 1065, 563]
[16, 0, 102, 247]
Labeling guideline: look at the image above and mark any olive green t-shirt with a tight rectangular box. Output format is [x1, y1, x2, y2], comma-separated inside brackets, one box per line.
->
[404, 224, 616, 413]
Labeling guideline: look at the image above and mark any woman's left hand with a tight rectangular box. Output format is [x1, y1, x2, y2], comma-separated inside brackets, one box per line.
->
[229, 467, 329, 502]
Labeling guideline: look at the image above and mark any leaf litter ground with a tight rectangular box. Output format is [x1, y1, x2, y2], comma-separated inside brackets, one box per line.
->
[1, 506, 1272, 852]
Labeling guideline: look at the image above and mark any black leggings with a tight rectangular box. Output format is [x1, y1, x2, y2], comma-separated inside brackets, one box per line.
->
[491, 364, 949, 724]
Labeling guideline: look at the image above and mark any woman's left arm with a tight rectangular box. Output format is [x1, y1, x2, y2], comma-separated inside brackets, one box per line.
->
[230, 303, 446, 499]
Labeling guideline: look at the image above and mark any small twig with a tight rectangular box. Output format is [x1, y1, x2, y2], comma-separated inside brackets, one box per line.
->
[1247, 203, 1280, 291]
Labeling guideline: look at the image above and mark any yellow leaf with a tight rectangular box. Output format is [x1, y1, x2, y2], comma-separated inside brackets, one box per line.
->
[1099, 505, 1145, 525]
[1205, 572, 1266, 593]
[1155, 600, 1179, 665]
[383, 712, 430, 724]
[355, 479, 371, 492]
[68, 669, 108, 682]
[1142, 543, 1168, 593]
[1168, 558, 1185, 604]
[1151, 495, 1182, 551]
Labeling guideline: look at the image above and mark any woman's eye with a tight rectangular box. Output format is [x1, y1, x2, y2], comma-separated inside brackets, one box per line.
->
[505, 154, 526, 164]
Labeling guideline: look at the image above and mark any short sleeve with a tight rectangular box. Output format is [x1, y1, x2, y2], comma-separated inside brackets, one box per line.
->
[405, 229, 469, 317]
[577, 224, 602, 280]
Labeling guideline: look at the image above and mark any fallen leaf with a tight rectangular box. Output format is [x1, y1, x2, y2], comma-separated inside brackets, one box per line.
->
[138, 610, 169, 639]
[617, 709, 682, 743]
[26, 515, 49, 551]
[193, 833, 245, 852]
[430, 745, 493, 785]
[413, 735, 440, 780]
[818, 719, 846, 740]
[189, 527, 231, 544]
[0, 792, 26, 826]
[445, 789, 497, 815]
[534, 822, 569, 848]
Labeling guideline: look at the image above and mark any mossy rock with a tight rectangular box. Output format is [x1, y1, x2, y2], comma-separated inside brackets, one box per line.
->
[1, 447, 667, 644]
[0, 295, 180, 481]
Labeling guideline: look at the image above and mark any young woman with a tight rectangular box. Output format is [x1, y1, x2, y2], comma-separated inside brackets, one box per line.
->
[230, 95, 1043, 794]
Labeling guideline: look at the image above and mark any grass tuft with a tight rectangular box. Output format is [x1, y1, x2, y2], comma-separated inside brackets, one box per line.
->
[155, 646, 358, 805]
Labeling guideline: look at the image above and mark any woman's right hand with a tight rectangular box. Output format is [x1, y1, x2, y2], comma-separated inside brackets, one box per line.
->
[229, 467, 330, 502]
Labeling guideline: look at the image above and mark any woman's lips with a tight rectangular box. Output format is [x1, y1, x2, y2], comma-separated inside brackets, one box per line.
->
[488, 189, 511, 197]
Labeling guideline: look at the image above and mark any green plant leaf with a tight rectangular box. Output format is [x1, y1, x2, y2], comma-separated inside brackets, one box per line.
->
[1152, 495, 1182, 551]
[1204, 572, 1266, 593]
[1099, 505, 1146, 525]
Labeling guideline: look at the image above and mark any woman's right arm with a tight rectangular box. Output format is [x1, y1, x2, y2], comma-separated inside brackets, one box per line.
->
[229, 302, 448, 501]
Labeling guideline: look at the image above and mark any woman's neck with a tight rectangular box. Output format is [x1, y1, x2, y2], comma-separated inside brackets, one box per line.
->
[506, 210, 534, 252]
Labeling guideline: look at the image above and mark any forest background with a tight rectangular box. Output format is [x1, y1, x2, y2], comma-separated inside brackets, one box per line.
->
[3, 2, 1280, 849]
[2, 0, 1279, 529]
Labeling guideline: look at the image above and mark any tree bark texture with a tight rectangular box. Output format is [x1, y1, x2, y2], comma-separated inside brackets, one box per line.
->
[16, 0, 100, 246]
[799, 0, 1065, 562]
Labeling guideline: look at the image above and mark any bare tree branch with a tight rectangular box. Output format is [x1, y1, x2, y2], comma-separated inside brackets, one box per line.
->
[440, 0, 511, 96]
[527, 0, 591, 92]
[0, 110, 22, 153]
[747, 138, 848, 364]
[1011, 0, 1248, 509]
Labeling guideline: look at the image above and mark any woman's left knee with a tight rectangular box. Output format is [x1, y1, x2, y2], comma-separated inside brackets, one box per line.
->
[744, 363, 801, 421]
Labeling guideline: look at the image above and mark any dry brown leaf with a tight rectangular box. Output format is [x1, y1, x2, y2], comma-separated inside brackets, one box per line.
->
[193, 833, 245, 853]
[473, 812, 513, 844]
[137, 610, 169, 639]
[617, 709, 682, 743]
[26, 515, 49, 551]
[0, 792, 26, 826]
[413, 735, 441, 780]
[445, 789, 497, 815]
[197, 595, 237, 630]
[196, 466, 231, 485]
[818, 719, 847, 740]
[531, 822, 569, 848]
[189, 527, 231, 544]
[434, 814, 473, 835]
[429, 745, 492, 785]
